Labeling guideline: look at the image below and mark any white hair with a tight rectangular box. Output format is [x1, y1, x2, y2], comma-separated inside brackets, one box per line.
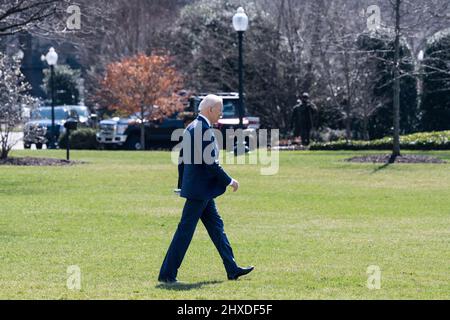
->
[198, 94, 223, 112]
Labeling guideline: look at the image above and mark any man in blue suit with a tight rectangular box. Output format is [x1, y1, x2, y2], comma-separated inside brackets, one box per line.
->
[158, 95, 254, 284]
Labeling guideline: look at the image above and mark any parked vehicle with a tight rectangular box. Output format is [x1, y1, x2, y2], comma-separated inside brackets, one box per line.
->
[64, 105, 98, 128]
[23, 106, 71, 149]
[188, 93, 261, 150]
[96, 93, 261, 151]
[96, 114, 185, 150]
[23, 105, 96, 149]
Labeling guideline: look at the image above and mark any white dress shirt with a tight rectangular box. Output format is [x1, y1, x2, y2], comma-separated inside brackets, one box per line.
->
[198, 114, 211, 128]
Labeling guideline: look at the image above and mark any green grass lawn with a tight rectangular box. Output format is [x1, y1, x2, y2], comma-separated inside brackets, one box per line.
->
[0, 149, 449, 300]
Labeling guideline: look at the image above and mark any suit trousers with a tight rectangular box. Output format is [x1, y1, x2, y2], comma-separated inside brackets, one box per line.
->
[159, 198, 239, 280]
[301, 127, 312, 146]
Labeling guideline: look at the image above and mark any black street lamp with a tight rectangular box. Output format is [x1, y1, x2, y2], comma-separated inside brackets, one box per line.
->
[417, 50, 425, 111]
[42, 47, 58, 149]
[64, 118, 78, 161]
[233, 7, 249, 130]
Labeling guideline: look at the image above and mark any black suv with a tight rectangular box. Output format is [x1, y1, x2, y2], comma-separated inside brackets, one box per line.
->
[188, 93, 260, 149]
[23, 105, 94, 149]
[96, 112, 185, 150]
[23, 106, 71, 149]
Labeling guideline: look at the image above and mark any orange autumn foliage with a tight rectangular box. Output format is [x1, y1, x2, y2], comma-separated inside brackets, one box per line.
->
[98, 54, 185, 121]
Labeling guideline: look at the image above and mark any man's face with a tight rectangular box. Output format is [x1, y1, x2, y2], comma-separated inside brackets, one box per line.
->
[209, 103, 223, 124]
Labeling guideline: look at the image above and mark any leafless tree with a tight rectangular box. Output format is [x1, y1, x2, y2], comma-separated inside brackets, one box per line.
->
[0, 0, 60, 37]
[380, 0, 450, 158]
[78, 0, 191, 108]
[0, 52, 35, 159]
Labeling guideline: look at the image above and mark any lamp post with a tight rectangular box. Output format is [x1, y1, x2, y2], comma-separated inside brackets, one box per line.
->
[233, 7, 248, 130]
[64, 118, 78, 161]
[417, 50, 425, 117]
[232, 7, 249, 155]
[42, 47, 58, 149]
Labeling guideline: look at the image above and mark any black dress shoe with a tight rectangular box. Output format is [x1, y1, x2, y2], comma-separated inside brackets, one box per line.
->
[228, 266, 254, 280]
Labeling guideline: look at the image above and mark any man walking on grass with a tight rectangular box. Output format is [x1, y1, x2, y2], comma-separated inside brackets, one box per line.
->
[158, 94, 254, 284]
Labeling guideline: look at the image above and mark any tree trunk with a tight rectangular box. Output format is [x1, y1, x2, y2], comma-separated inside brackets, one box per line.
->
[0, 143, 9, 160]
[363, 116, 370, 141]
[1, 129, 10, 159]
[1, 149, 7, 160]
[343, 50, 352, 141]
[140, 106, 146, 150]
[392, 0, 402, 159]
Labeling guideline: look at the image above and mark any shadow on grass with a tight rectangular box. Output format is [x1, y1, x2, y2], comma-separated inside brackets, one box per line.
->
[371, 162, 392, 174]
[370, 154, 405, 173]
[156, 280, 223, 291]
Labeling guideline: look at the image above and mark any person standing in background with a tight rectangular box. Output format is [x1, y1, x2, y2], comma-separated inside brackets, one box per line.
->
[291, 92, 317, 146]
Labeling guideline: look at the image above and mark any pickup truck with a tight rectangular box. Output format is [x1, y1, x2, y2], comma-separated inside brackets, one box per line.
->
[188, 93, 261, 150]
[23, 105, 96, 149]
[96, 114, 185, 150]
[96, 93, 261, 151]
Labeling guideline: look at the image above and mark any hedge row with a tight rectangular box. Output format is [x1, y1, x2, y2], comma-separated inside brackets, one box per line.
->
[310, 131, 450, 151]
[58, 128, 99, 150]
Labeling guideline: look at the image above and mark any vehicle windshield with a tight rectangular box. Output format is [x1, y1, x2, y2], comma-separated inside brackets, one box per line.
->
[222, 100, 238, 118]
[31, 108, 70, 121]
[192, 98, 239, 118]
[70, 107, 89, 117]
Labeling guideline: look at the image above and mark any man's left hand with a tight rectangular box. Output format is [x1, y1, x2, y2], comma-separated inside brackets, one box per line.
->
[230, 179, 239, 192]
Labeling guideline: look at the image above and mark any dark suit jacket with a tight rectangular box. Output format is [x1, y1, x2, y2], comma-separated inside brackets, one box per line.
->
[291, 102, 317, 131]
[178, 116, 232, 200]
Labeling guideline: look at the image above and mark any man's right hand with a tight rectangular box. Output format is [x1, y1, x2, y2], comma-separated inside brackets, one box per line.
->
[230, 179, 239, 192]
